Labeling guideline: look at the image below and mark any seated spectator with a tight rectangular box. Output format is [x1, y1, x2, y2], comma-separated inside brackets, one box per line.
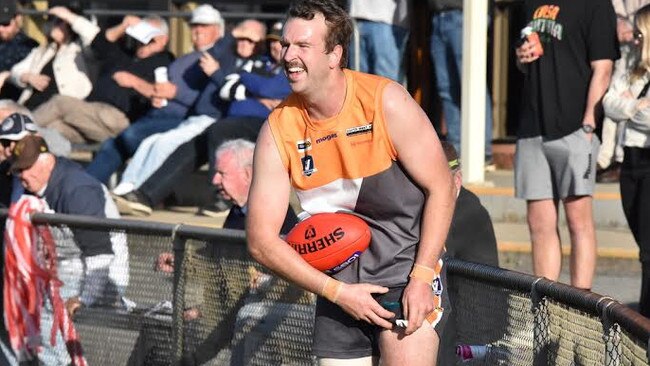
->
[8, 135, 128, 365]
[156, 138, 297, 269]
[0, 1, 38, 100]
[0, 100, 70, 157]
[10, 6, 99, 110]
[442, 141, 499, 266]
[115, 21, 290, 216]
[437, 141, 499, 365]
[112, 19, 269, 215]
[0, 102, 71, 208]
[32, 13, 174, 144]
[86, 4, 228, 184]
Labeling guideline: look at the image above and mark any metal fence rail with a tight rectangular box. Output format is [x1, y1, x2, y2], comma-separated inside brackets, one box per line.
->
[0, 209, 649, 365]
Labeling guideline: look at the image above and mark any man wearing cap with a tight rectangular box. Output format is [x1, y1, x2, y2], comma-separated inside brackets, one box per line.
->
[86, 4, 233, 184]
[8, 134, 129, 364]
[119, 21, 291, 217]
[0, 101, 72, 207]
[0, 0, 38, 100]
[437, 142, 499, 364]
[110, 19, 266, 214]
[31, 12, 174, 144]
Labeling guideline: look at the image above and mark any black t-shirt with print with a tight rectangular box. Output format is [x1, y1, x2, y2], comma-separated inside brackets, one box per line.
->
[518, 0, 619, 140]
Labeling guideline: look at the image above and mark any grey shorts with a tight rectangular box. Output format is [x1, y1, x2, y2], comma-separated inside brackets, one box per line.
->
[311, 258, 450, 359]
[515, 128, 600, 200]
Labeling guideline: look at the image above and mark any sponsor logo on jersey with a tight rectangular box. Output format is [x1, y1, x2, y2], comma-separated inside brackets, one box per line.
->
[301, 155, 317, 176]
[316, 133, 337, 144]
[290, 227, 345, 254]
[346, 123, 373, 137]
[296, 139, 312, 152]
[327, 251, 361, 274]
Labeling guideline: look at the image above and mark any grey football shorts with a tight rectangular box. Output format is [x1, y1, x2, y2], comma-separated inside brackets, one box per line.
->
[515, 128, 600, 200]
[311, 258, 450, 359]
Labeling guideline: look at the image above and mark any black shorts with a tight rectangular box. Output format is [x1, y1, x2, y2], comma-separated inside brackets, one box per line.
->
[311, 259, 451, 359]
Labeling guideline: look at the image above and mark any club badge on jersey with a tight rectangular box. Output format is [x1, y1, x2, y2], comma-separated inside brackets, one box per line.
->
[301, 155, 317, 176]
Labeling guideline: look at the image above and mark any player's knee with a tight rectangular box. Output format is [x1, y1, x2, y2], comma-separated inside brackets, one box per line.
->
[318, 356, 377, 366]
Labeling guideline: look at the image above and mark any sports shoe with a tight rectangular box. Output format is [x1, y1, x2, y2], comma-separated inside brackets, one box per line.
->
[112, 190, 153, 216]
[196, 200, 230, 218]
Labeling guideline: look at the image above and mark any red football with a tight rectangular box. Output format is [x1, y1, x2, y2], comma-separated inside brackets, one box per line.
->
[286, 212, 371, 274]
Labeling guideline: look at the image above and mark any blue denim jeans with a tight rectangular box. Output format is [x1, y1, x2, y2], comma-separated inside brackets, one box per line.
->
[86, 114, 183, 184]
[350, 20, 409, 83]
[431, 9, 492, 159]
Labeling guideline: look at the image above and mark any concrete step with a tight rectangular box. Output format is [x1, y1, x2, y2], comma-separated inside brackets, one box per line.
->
[468, 170, 629, 229]
[493, 222, 637, 259]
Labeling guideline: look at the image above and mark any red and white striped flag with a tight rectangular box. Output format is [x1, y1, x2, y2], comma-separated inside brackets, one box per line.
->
[4, 195, 87, 366]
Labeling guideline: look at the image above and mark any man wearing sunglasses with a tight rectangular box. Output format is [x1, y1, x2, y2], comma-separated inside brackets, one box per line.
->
[0, 0, 38, 101]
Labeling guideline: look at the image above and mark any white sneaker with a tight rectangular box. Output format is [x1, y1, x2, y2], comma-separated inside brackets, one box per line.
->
[112, 182, 135, 196]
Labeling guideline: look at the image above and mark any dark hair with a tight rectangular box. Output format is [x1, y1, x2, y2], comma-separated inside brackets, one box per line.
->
[287, 0, 353, 68]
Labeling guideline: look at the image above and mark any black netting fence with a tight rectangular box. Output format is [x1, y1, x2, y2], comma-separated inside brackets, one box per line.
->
[1, 209, 649, 365]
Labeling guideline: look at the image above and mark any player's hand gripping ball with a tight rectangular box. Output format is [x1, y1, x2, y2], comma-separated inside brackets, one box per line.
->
[286, 212, 371, 274]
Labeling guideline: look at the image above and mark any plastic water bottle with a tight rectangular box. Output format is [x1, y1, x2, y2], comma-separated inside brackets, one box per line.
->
[456, 344, 491, 362]
[154, 66, 169, 107]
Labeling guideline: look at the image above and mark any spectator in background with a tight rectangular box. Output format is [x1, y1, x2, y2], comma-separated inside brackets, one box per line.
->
[429, 0, 493, 164]
[10, 6, 99, 110]
[112, 19, 268, 216]
[0, 0, 38, 100]
[7, 135, 129, 365]
[602, 3, 650, 317]
[149, 139, 298, 365]
[442, 141, 498, 266]
[86, 4, 227, 185]
[156, 139, 298, 273]
[348, 0, 410, 83]
[597, 0, 650, 183]
[32, 13, 174, 144]
[437, 141, 498, 365]
[0, 102, 71, 208]
[515, 0, 618, 290]
[114, 21, 290, 217]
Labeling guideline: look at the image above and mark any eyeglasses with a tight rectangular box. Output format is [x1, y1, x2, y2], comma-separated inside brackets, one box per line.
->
[236, 37, 257, 44]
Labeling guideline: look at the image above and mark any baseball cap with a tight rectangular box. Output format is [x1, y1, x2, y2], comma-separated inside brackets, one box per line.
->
[126, 20, 165, 45]
[10, 135, 49, 173]
[190, 4, 223, 26]
[0, 113, 37, 141]
[267, 21, 283, 42]
[0, 0, 16, 25]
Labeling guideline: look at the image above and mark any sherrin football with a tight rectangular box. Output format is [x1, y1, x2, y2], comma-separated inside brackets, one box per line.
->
[286, 212, 371, 274]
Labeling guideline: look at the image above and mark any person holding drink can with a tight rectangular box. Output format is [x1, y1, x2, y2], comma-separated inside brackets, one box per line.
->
[514, 0, 619, 290]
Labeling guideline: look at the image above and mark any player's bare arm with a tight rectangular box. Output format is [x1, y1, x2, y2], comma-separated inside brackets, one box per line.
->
[247, 122, 395, 329]
[382, 81, 456, 335]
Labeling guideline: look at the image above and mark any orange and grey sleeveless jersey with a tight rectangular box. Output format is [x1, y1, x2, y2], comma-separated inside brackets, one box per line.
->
[268, 69, 424, 287]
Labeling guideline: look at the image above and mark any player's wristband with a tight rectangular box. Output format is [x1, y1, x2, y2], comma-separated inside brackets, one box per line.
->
[409, 263, 436, 284]
[321, 277, 342, 304]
